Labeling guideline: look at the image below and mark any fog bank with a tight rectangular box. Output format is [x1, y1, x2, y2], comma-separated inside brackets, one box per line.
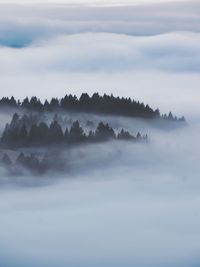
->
[0, 1, 200, 267]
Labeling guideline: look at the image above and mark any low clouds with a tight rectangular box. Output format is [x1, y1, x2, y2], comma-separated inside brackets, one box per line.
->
[0, 1, 200, 47]
[0, 121, 200, 267]
[0, 1, 199, 99]
[0, 2, 200, 266]
[1, 32, 200, 74]
[0, 31, 199, 118]
[0, 2, 200, 77]
[0, 1, 199, 120]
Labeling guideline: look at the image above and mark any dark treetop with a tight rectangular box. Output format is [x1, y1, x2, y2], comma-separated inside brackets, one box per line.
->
[0, 93, 185, 121]
[0, 113, 147, 149]
[0, 113, 147, 175]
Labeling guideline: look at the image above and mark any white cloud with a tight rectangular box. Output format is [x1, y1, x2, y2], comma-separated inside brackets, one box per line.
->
[0, 1, 200, 48]
[0, 122, 200, 267]
[0, 32, 200, 73]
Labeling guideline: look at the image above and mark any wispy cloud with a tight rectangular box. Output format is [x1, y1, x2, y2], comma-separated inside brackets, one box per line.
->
[0, 1, 199, 118]
[0, 1, 200, 48]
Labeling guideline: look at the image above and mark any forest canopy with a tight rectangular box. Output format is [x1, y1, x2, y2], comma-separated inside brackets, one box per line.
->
[0, 112, 147, 175]
[0, 92, 186, 175]
[0, 113, 147, 149]
[0, 93, 185, 121]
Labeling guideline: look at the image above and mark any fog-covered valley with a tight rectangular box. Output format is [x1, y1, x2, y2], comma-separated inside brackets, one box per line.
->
[0, 103, 199, 267]
[0, 118, 200, 267]
[0, 1, 200, 267]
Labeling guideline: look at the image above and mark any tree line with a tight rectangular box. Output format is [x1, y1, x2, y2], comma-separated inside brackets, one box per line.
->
[0, 93, 185, 121]
[0, 152, 67, 175]
[1, 113, 147, 149]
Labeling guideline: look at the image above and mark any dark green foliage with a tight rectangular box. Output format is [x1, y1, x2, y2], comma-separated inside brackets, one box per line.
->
[10, 113, 19, 128]
[69, 121, 86, 143]
[1, 123, 10, 144]
[50, 98, 59, 110]
[49, 121, 64, 143]
[38, 122, 49, 144]
[0, 93, 185, 121]
[0, 113, 148, 149]
[18, 124, 28, 146]
[0, 113, 149, 175]
[29, 124, 41, 145]
[118, 129, 135, 140]
[95, 122, 116, 141]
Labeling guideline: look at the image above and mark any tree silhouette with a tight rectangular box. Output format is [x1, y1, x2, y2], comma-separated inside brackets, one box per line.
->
[117, 129, 134, 140]
[0, 93, 185, 122]
[29, 124, 40, 145]
[95, 122, 116, 141]
[69, 121, 86, 143]
[49, 121, 64, 143]
[18, 124, 28, 146]
[0, 114, 148, 149]
[38, 122, 49, 145]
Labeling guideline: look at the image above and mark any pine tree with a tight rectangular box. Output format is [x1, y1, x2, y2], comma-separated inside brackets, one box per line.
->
[18, 124, 28, 146]
[49, 121, 64, 143]
[69, 121, 85, 143]
[95, 122, 116, 141]
[117, 129, 133, 140]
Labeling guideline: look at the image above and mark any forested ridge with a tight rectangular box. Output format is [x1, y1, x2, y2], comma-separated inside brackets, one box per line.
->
[0, 92, 186, 175]
[1, 113, 147, 149]
[0, 113, 147, 174]
[0, 93, 185, 121]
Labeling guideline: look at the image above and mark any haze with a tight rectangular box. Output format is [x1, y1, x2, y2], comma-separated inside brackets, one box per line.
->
[0, 1, 199, 267]
[0, 0, 188, 5]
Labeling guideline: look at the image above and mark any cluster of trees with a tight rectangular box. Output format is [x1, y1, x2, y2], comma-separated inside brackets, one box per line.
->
[1, 113, 147, 149]
[0, 93, 185, 121]
[0, 152, 66, 175]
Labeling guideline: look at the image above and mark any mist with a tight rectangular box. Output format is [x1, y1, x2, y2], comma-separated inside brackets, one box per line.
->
[0, 124, 200, 267]
[0, 108, 199, 267]
[0, 1, 200, 267]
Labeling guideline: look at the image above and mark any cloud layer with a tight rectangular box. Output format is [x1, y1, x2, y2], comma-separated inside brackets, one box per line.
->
[0, 120, 200, 267]
[0, 1, 200, 47]
[1, 32, 200, 74]
[0, 2, 200, 267]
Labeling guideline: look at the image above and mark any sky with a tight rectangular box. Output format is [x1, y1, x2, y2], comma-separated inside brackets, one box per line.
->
[0, 0, 188, 5]
[0, 0, 199, 118]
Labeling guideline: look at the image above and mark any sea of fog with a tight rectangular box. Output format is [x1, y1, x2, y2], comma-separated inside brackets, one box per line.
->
[0, 1, 200, 267]
[0, 111, 199, 267]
